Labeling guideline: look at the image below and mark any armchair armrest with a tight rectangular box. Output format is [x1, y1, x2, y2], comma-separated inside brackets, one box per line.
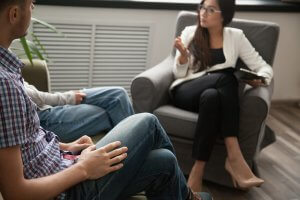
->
[131, 55, 174, 113]
[238, 80, 274, 158]
[240, 80, 273, 118]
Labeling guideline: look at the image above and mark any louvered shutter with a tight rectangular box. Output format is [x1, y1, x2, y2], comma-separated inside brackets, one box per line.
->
[32, 22, 151, 95]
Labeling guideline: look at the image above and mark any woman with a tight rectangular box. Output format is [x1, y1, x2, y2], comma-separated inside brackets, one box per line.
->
[171, 0, 273, 192]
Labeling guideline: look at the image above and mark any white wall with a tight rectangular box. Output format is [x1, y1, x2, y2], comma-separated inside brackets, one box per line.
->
[235, 12, 300, 101]
[33, 6, 300, 101]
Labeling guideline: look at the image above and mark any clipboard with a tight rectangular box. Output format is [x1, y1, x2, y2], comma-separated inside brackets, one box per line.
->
[235, 68, 266, 82]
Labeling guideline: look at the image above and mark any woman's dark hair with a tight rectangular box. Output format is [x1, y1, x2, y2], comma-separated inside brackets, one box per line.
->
[0, 0, 24, 12]
[188, 0, 235, 72]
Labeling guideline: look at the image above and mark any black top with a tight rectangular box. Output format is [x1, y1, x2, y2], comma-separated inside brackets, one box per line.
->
[210, 48, 225, 66]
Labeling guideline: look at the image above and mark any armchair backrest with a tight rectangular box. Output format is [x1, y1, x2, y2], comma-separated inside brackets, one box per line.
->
[172, 11, 280, 67]
[21, 59, 51, 92]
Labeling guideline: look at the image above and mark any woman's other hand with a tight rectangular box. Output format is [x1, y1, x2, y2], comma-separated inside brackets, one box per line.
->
[244, 79, 266, 87]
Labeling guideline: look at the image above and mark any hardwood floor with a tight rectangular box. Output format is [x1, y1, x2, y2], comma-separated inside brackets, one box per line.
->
[202, 102, 300, 200]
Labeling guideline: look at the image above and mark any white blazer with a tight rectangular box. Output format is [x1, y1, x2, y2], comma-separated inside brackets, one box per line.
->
[170, 26, 273, 90]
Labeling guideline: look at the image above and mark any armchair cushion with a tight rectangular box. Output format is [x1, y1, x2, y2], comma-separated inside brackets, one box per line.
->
[154, 105, 197, 140]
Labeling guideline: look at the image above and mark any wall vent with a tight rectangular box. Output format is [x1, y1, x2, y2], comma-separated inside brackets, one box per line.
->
[33, 21, 152, 95]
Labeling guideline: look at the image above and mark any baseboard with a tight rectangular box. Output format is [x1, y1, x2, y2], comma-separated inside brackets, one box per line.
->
[271, 99, 300, 107]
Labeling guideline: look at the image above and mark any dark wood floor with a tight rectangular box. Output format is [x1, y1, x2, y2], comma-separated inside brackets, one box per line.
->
[202, 102, 300, 200]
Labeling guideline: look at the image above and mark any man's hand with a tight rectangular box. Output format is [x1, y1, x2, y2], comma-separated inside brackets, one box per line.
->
[174, 36, 188, 64]
[77, 141, 128, 179]
[75, 92, 86, 104]
[244, 79, 265, 87]
[61, 135, 94, 154]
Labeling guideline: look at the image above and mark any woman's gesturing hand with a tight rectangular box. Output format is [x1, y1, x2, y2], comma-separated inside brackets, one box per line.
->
[174, 36, 188, 64]
[77, 141, 128, 180]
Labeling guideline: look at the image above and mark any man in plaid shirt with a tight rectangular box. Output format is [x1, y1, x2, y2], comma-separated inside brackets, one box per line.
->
[0, 0, 213, 200]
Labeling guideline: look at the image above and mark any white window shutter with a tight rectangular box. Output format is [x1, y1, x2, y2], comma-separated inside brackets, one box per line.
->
[33, 21, 151, 95]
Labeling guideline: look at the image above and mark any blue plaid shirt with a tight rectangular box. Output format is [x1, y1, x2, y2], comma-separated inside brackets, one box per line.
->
[0, 47, 73, 199]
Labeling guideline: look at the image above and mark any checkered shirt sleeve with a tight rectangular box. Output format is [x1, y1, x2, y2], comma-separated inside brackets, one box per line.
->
[0, 78, 28, 148]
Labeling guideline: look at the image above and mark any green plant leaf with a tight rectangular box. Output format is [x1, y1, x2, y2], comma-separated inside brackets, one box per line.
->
[20, 37, 33, 65]
[27, 40, 47, 61]
[31, 17, 64, 37]
[32, 32, 48, 59]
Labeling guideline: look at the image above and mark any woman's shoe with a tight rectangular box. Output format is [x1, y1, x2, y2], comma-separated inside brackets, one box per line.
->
[225, 158, 264, 189]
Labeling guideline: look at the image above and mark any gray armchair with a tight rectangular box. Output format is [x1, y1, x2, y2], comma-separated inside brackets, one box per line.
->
[131, 11, 279, 187]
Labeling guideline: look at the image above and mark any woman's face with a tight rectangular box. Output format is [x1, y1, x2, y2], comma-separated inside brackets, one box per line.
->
[199, 0, 223, 29]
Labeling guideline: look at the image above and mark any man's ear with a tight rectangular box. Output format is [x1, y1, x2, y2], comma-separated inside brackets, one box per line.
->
[8, 5, 21, 25]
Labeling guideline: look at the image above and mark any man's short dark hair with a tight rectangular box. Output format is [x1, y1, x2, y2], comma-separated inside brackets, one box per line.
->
[0, 0, 25, 12]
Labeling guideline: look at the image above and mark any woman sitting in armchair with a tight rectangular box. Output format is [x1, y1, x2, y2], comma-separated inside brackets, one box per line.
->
[170, 0, 273, 192]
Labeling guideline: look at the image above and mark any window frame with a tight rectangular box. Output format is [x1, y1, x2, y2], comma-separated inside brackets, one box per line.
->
[35, 0, 300, 12]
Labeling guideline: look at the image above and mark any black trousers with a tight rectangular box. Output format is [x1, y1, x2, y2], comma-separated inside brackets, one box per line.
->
[172, 68, 239, 161]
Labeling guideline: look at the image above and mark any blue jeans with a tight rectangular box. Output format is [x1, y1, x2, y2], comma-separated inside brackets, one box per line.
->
[38, 87, 134, 142]
[66, 113, 188, 200]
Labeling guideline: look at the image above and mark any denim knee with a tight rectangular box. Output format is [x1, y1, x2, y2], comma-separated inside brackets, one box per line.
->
[113, 87, 129, 99]
[130, 113, 161, 134]
[155, 149, 177, 169]
[114, 87, 133, 110]
[114, 86, 126, 95]
[145, 149, 178, 179]
[134, 113, 158, 125]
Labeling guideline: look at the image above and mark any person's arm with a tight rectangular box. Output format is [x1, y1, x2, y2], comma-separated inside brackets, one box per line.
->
[238, 31, 273, 86]
[174, 37, 189, 65]
[24, 81, 77, 106]
[0, 145, 86, 200]
[172, 26, 195, 79]
[0, 141, 127, 200]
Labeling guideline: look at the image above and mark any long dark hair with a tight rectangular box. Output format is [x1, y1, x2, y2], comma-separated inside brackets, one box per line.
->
[188, 0, 235, 72]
